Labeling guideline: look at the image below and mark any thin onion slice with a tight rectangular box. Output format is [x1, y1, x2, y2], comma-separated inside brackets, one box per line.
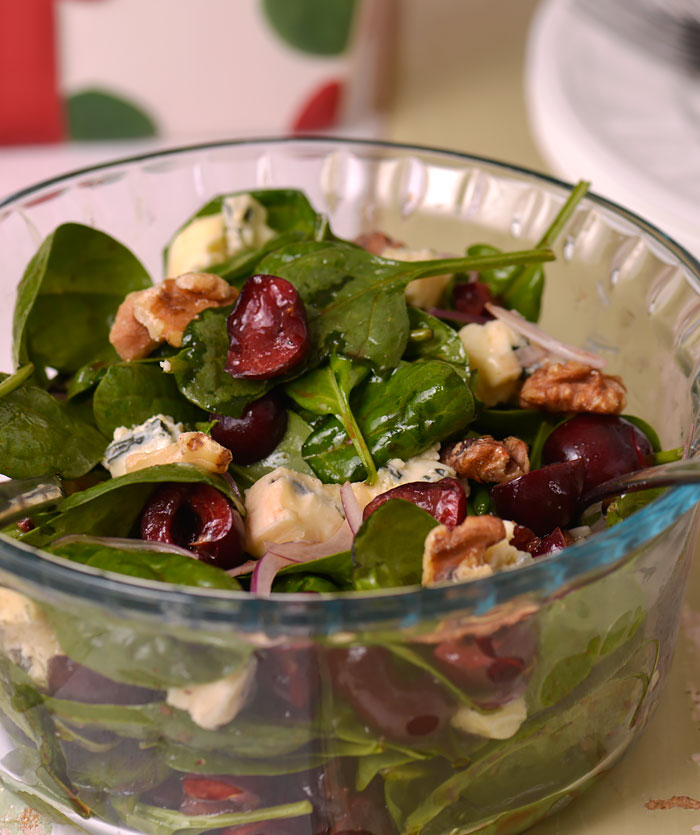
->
[485, 303, 606, 369]
[340, 482, 363, 535]
[226, 559, 259, 577]
[427, 307, 489, 326]
[514, 343, 549, 369]
[251, 521, 354, 596]
[50, 534, 197, 559]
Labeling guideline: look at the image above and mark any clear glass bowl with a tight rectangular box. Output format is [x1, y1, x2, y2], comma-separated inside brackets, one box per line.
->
[0, 138, 699, 835]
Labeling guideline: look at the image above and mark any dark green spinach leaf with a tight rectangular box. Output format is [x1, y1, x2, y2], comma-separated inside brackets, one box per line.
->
[50, 540, 240, 590]
[258, 240, 554, 372]
[92, 363, 205, 436]
[20, 463, 243, 548]
[303, 360, 474, 483]
[0, 376, 106, 479]
[352, 499, 439, 590]
[403, 307, 470, 380]
[169, 306, 271, 417]
[13, 223, 151, 377]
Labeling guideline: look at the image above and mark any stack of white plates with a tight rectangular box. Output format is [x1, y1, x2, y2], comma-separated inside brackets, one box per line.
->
[526, 0, 700, 258]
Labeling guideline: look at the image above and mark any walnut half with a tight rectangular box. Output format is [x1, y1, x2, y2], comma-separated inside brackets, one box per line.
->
[441, 435, 529, 483]
[519, 361, 627, 415]
[110, 272, 238, 361]
[423, 515, 506, 585]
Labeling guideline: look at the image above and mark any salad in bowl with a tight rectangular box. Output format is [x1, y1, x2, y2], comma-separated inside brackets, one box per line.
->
[0, 139, 698, 835]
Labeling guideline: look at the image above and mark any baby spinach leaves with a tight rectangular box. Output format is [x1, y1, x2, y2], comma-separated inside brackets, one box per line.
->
[258, 240, 555, 372]
[13, 223, 151, 379]
[50, 539, 240, 590]
[0, 374, 106, 479]
[403, 307, 470, 380]
[303, 360, 474, 483]
[352, 499, 438, 590]
[92, 363, 204, 436]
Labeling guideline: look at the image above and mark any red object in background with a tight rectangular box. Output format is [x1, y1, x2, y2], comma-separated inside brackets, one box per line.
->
[0, 0, 64, 143]
[291, 79, 343, 133]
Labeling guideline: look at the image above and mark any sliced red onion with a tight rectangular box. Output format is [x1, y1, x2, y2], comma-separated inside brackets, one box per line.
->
[514, 343, 549, 369]
[340, 482, 363, 535]
[427, 307, 489, 325]
[485, 303, 606, 369]
[226, 559, 259, 577]
[51, 534, 197, 559]
[250, 552, 295, 597]
[221, 471, 243, 502]
[250, 520, 354, 596]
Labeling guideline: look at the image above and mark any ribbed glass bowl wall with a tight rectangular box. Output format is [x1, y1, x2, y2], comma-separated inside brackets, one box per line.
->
[0, 139, 700, 835]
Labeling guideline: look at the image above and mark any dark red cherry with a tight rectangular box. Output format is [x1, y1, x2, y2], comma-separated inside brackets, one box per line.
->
[542, 414, 652, 493]
[327, 646, 455, 743]
[47, 656, 163, 705]
[491, 459, 586, 535]
[210, 392, 287, 465]
[452, 280, 494, 317]
[140, 483, 245, 569]
[226, 274, 309, 380]
[362, 477, 467, 529]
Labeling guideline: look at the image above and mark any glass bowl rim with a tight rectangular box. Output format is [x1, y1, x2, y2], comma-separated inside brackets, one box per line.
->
[1, 135, 699, 630]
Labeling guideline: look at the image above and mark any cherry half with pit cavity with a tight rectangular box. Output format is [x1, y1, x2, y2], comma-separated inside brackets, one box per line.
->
[211, 391, 288, 465]
[226, 274, 309, 380]
[140, 482, 245, 569]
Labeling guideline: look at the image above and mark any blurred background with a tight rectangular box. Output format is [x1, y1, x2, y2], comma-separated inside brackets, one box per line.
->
[2, 1, 700, 832]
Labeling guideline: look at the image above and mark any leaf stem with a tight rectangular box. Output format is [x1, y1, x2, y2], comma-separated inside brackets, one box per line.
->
[652, 447, 684, 465]
[405, 247, 555, 282]
[0, 363, 34, 399]
[537, 180, 591, 248]
[329, 362, 378, 485]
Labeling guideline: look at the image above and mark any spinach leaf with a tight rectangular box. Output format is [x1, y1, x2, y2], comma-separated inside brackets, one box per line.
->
[169, 306, 271, 417]
[286, 354, 375, 481]
[0, 376, 106, 479]
[352, 499, 439, 590]
[303, 360, 474, 483]
[230, 411, 314, 487]
[65, 362, 110, 400]
[49, 540, 240, 590]
[605, 488, 665, 527]
[45, 697, 315, 754]
[276, 550, 354, 587]
[114, 799, 312, 835]
[258, 240, 554, 372]
[63, 738, 168, 795]
[0, 656, 89, 817]
[92, 363, 205, 436]
[473, 406, 551, 446]
[164, 188, 325, 281]
[13, 223, 151, 378]
[20, 463, 243, 548]
[403, 307, 470, 380]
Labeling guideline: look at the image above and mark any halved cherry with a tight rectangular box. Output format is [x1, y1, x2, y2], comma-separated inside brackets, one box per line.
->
[226, 274, 309, 380]
[362, 477, 467, 529]
[210, 391, 288, 465]
[491, 459, 586, 536]
[140, 483, 245, 569]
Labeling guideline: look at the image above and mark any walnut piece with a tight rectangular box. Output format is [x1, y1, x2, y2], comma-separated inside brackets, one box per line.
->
[125, 432, 232, 474]
[423, 515, 506, 585]
[519, 361, 627, 414]
[110, 272, 238, 360]
[441, 435, 529, 483]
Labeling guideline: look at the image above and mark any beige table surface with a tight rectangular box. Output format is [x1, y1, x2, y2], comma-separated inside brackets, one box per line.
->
[386, 2, 700, 833]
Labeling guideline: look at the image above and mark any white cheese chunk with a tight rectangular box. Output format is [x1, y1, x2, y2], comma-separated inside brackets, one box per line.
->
[458, 320, 523, 406]
[0, 589, 61, 688]
[382, 245, 453, 309]
[166, 195, 275, 277]
[451, 696, 527, 739]
[244, 468, 345, 558]
[167, 657, 257, 731]
[102, 415, 183, 478]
